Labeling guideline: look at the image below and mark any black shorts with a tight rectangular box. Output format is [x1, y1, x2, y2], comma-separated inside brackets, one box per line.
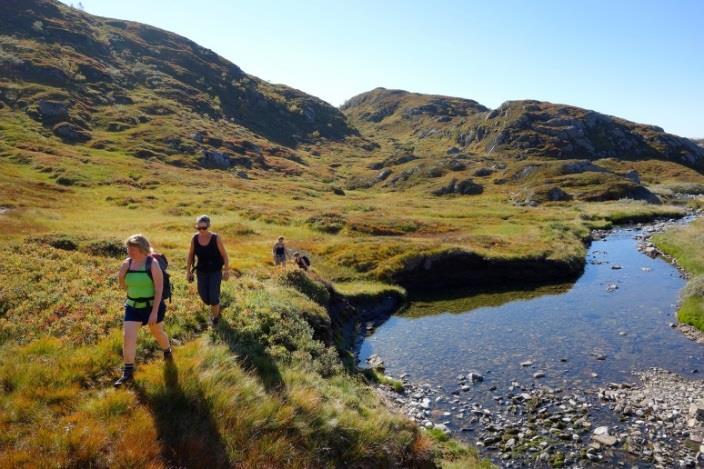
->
[196, 270, 222, 306]
[124, 301, 166, 325]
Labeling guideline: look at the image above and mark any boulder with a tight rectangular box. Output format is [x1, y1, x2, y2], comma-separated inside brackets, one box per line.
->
[592, 427, 617, 446]
[473, 167, 494, 177]
[432, 178, 484, 196]
[448, 160, 467, 171]
[200, 150, 231, 169]
[624, 169, 641, 184]
[191, 130, 206, 143]
[546, 187, 572, 202]
[52, 122, 91, 143]
[456, 179, 484, 195]
[377, 168, 392, 181]
[38, 100, 69, 122]
[367, 354, 385, 370]
[561, 160, 607, 174]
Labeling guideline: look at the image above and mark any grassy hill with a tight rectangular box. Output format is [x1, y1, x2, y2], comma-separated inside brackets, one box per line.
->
[1, 1, 704, 467]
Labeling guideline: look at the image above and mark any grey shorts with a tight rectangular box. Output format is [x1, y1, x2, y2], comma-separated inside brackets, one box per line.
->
[274, 254, 286, 265]
[196, 270, 222, 306]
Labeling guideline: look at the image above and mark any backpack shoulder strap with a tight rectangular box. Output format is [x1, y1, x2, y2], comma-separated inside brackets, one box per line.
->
[145, 256, 154, 281]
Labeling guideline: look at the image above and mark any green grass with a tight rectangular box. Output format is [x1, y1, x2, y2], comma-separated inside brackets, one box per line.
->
[652, 219, 704, 331]
[678, 294, 704, 331]
[652, 219, 704, 275]
[333, 280, 407, 303]
[1, 259, 491, 467]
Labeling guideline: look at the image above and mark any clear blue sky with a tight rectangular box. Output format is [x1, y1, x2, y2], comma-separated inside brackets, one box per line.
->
[65, 1, 703, 138]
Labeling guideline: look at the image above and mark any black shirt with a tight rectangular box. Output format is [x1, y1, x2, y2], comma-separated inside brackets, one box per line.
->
[193, 233, 224, 272]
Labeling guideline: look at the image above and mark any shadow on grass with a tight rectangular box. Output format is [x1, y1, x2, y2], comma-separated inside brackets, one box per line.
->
[213, 318, 285, 393]
[134, 360, 231, 468]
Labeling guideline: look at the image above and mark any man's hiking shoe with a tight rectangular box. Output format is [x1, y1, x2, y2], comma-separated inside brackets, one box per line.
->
[113, 365, 134, 387]
[211, 314, 221, 326]
[163, 348, 173, 361]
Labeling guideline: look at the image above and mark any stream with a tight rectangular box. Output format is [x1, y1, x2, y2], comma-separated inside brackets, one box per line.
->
[358, 218, 704, 467]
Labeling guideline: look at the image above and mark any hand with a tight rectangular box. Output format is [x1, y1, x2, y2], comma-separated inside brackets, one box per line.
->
[148, 311, 158, 325]
[223, 270, 230, 281]
[187, 272, 194, 283]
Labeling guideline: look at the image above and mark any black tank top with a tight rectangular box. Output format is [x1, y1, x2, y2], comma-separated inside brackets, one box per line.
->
[193, 233, 224, 272]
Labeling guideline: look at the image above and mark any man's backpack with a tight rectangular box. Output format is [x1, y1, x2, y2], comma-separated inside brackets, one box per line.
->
[146, 253, 172, 302]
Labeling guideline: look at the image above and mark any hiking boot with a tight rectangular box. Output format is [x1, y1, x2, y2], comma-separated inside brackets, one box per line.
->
[211, 314, 221, 326]
[113, 364, 134, 387]
[163, 348, 173, 361]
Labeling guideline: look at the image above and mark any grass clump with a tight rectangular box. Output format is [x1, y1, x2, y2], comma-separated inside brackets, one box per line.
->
[81, 238, 125, 258]
[652, 219, 704, 331]
[334, 280, 407, 304]
[306, 212, 346, 234]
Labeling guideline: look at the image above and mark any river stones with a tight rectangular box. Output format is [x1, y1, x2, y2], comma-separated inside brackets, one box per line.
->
[690, 401, 704, 421]
[593, 431, 617, 447]
[367, 354, 385, 370]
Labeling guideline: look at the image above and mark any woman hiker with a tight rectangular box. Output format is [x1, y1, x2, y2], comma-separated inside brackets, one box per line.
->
[273, 236, 287, 270]
[293, 252, 311, 271]
[186, 215, 230, 325]
[115, 234, 172, 387]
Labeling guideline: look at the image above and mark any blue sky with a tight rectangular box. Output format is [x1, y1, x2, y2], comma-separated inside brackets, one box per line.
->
[66, 1, 703, 138]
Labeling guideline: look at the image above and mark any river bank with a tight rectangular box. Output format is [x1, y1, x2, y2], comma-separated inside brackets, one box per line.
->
[354, 212, 704, 467]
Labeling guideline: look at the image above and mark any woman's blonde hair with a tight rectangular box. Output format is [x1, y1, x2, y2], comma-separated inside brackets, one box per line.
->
[125, 234, 152, 255]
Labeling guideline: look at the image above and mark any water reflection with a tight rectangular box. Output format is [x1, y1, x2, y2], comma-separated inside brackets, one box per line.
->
[404, 283, 573, 317]
[360, 227, 702, 393]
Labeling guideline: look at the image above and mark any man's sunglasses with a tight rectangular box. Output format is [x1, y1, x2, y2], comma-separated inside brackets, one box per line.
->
[196, 225, 208, 230]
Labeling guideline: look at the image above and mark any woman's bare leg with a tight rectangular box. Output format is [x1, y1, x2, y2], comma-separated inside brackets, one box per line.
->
[148, 322, 170, 350]
[123, 321, 141, 364]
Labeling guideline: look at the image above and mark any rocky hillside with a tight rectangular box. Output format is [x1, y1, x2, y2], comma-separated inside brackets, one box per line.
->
[1, 1, 702, 198]
[338, 88, 704, 204]
[342, 88, 704, 171]
[0, 0, 357, 173]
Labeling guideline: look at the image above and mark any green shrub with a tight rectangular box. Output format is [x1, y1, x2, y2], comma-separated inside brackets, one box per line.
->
[30, 234, 80, 251]
[81, 239, 125, 258]
[306, 212, 346, 234]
